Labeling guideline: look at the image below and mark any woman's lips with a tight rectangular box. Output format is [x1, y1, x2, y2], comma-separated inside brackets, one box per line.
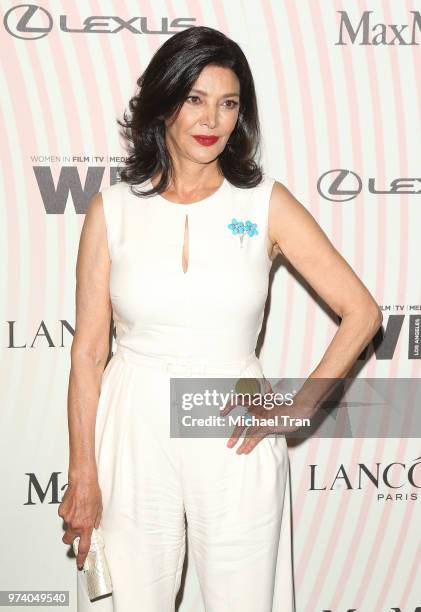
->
[192, 135, 219, 146]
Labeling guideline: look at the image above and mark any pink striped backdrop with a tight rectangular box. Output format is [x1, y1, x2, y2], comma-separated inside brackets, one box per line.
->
[1, 1, 420, 610]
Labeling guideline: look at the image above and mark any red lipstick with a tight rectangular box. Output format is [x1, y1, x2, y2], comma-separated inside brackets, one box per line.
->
[193, 135, 219, 146]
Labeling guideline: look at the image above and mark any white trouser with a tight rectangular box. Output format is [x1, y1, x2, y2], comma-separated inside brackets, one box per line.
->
[77, 347, 293, 611]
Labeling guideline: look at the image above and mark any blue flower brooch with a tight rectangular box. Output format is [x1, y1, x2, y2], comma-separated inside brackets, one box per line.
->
[227, 218, 258, 247]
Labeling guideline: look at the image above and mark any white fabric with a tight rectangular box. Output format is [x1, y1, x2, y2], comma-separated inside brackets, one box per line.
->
[77, 175, 295, 611]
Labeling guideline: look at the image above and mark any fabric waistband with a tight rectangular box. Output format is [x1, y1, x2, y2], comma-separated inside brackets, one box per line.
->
[113, 345, 258, 376]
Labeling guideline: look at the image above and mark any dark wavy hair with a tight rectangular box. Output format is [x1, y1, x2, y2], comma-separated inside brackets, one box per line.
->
[116, 26, 263, 196]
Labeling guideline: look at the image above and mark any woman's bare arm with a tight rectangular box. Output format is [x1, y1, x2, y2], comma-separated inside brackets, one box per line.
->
[67, 192, 112, 483]
[58, 192, 111, 568]
[268, 181, 382, 410]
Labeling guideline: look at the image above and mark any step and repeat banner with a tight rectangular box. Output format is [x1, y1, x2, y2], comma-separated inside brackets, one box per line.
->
[1, 2, 420, 611]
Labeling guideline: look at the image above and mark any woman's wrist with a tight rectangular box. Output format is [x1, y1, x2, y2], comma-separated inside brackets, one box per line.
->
[68, 463, 98, 485]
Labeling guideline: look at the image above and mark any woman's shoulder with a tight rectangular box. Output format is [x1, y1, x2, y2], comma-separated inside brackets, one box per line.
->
[98, 181, 135, 218]
[256, 174, 290, 204]
[99, 180, 128, 200]
[248, 172, 277, 194]
[248, 172, 278, 198]
[260, 171, 276, 184]
[226, 173, 277, 201]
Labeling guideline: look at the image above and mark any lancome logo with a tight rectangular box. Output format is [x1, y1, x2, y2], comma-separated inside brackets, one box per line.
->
[336, 10, 421, 45]
[309, 458, 421, 502]
[3, 4, 195, 40]
[6, 319, 117, 348]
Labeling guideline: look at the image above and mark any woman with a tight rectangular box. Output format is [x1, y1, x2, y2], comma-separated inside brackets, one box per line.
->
[58, 26, 382, 611]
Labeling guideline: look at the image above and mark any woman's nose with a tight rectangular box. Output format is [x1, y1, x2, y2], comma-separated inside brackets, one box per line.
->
[200, 107, 218, 129]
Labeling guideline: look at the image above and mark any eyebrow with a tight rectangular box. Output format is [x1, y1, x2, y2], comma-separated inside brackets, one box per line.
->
[190, 88, 240, 98]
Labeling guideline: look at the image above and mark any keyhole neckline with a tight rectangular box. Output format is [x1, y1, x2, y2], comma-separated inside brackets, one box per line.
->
[148, 176, 227, 208]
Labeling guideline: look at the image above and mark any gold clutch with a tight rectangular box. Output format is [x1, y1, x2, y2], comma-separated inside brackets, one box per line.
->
[72, 526, 113, 601]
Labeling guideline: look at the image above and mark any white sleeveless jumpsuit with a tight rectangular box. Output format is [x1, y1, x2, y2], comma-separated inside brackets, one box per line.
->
[77, 174, 295, 612]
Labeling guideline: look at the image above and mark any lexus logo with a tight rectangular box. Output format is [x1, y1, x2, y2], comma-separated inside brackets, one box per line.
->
[3, 4, 52, 40]
[3, 4, 195, 39]
[317, 170, 421, 201]
[317, 169, 362, 202]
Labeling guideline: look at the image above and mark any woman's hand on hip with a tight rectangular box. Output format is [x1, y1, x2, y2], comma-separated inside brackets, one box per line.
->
[221, 377, 314, 454]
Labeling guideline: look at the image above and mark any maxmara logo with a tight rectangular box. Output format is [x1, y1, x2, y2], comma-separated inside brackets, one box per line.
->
[336, 10, 421, 45]
[25, 472, 65, 505]
[3, 4, 195, 40]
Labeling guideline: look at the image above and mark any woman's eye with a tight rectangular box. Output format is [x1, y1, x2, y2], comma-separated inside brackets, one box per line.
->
[185, 96, 239, 108]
